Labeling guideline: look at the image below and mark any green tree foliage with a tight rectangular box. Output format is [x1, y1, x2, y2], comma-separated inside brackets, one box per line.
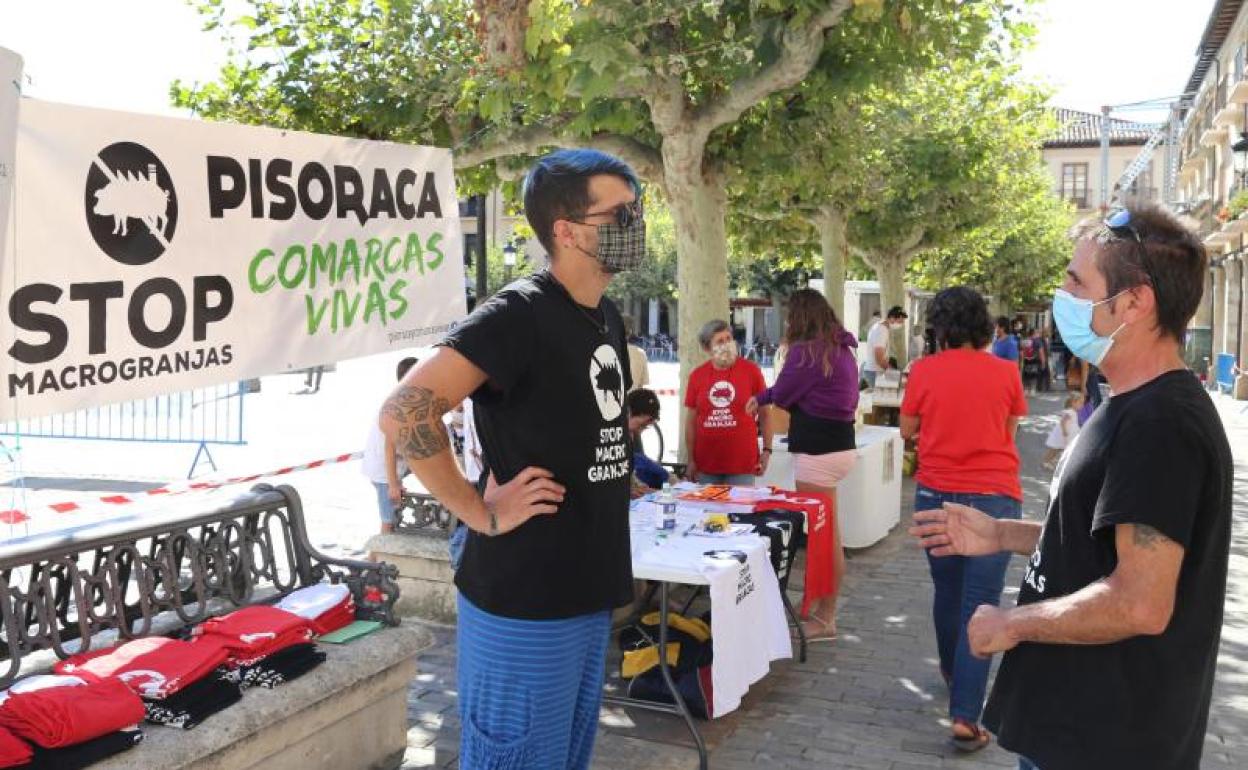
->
[175, 0, 1020, 392]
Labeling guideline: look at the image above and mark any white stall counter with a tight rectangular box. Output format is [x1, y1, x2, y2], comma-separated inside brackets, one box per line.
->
[761, 425, 903, 549]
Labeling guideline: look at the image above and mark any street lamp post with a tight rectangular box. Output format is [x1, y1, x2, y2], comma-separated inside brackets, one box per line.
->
[503, 242, 517, 285]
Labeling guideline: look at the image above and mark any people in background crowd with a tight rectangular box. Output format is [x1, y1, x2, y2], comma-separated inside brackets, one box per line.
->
[900, 287, 1027, 753]
[624, 315, 650, 392]
[862, 306, 907, 387]
[1043, 392, 1084, 469]
[627, 388, 668, 493]
[991, 317, 1019, 363]
[911, 204, 1230, 770]
[748, 289, 858, 641]
[685, 319, 772, 486]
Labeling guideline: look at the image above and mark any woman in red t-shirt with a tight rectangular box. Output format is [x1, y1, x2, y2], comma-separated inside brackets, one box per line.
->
[684, 320, 772, 484]
[900, 287, 1026, 753]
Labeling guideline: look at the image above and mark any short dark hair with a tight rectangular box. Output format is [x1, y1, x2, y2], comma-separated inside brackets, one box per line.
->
[396, 357, 418, 380]
[886, 305, 908, 320]
[1087, 203, 1208, 342]
[929, 287, 993, 350]
[522, 149, 641, 255]
[995, 316, 1010, 333]
[627, 388, 661, 421]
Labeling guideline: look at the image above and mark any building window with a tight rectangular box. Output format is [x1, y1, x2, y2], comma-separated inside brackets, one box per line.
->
[1061, 163, 1089, 208]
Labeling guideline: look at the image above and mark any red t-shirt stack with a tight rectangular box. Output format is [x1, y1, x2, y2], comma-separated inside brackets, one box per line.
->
[0, 726, 30, 768]
[53, 636, 228, 700]
[274, 583, 356, 636]
[0, 674, 144, 748]
[685, 358, 767, 476]
[901, 348, 1028, 500]
[192, 606, 315, 667]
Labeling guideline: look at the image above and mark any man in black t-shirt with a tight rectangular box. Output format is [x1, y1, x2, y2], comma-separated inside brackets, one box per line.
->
[910, 203, 1231, 769]
[380, 149, 646, 769]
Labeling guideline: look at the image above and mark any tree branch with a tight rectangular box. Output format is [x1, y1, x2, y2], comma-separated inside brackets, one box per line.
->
[692, 1, 852, 136]
[453, 123, 664, 183]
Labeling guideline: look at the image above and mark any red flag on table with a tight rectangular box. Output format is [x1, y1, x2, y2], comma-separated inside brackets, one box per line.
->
[753, 490, 839, 617]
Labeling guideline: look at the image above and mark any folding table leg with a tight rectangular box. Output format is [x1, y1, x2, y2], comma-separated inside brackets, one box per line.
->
[780, 590, 807, 663]
[658, 581, 708, 770]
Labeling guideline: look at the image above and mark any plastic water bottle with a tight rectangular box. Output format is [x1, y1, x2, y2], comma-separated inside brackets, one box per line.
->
[659, 484, 677, 531]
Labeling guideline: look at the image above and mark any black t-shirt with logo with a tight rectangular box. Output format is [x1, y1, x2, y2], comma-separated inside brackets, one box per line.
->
[983, 370, 1231, 770]
[441, 271, 635, 620]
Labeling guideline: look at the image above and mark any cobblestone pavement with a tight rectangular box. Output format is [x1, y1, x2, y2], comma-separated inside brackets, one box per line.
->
[401, 389, 1248, 769]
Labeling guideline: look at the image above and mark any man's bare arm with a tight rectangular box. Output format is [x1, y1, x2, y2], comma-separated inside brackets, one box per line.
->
[379, 347, 562, 536]
[1003, 523, 1183, 644]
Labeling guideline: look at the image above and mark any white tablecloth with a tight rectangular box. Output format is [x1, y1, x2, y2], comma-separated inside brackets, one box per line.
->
[628, 502, 791, 717]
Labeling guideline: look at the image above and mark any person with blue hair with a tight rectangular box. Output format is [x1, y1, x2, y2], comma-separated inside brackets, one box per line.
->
[380, 148, 646, 769]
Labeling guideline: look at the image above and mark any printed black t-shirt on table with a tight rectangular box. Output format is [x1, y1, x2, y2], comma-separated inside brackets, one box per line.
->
[983, 370, 1232, 770]
[441, 270, 634, 620]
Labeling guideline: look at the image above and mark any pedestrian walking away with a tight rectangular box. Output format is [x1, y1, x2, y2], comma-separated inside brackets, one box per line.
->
[380, 148, 646, 769]
[900, 286, 1027, 752]
[909, 204, 1232, 770]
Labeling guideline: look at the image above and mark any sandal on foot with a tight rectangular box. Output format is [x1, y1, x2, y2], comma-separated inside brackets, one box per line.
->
[950, 720, 990, 753]
[800, 613, 837, 642]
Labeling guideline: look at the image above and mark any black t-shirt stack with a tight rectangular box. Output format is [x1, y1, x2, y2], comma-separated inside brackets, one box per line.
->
[984, 370, 1232, 769]
[233, 643, 326, 690]
[28, 727, 143, 769]
[143, 670, 242, 730]
[442, 271, 635, 620]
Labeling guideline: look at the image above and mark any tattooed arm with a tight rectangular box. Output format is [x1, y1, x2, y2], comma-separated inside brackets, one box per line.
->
[379, 347, 564, 536]
[966, 523, 1185, 657]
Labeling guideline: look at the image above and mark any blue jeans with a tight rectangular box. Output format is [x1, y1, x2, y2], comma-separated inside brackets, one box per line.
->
[697, 472, 756, 486]
[1018, 757, 1040, 770]
[372, 482, 398, 525]
[449, 522, 467, 570]
[916, 484, 1021, 723]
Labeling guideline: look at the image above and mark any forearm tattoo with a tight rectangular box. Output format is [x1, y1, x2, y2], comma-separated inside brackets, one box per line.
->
[381, 385, 452, 460]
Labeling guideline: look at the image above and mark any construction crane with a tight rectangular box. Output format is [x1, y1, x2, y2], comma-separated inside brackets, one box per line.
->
[1097, 95, 1194, 210]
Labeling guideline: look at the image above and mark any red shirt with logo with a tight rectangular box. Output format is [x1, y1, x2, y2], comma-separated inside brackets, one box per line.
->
[685, 358, 766, 475]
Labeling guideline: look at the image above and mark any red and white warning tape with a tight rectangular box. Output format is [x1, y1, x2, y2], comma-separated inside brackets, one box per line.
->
[1, 452, 364, 525]
[654, 388, 679, 396]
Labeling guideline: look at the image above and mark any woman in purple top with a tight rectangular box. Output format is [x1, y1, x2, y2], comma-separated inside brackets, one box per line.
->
[747, 289, 859, 640]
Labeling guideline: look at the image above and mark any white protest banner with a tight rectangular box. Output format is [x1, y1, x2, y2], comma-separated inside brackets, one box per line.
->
[0, 48, 21, 271]
[1, 99, 466, 421]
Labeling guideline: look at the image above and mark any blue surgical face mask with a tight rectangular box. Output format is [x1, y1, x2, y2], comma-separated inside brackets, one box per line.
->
[1052, 288, 1128, 366]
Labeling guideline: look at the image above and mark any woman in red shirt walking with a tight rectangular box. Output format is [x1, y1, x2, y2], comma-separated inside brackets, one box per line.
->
[684, 320, 773, 485]
[900, 287, 1026, 753]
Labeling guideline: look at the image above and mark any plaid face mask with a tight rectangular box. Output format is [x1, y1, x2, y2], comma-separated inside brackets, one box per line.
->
[593, 217, 648, 273]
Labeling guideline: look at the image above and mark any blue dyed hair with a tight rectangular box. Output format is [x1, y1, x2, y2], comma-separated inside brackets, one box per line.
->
[522, 149, 641, 255]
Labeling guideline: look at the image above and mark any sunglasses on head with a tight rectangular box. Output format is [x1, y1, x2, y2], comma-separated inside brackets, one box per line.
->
[1101, 209, 1142, 244]
[569, 199, 644, 228]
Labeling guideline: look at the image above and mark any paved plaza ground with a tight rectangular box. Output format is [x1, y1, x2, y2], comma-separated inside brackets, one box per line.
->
[2, 359, 1246, 768]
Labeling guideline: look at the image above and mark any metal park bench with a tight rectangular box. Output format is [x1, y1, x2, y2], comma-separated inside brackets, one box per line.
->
[0, 485, 431, 770]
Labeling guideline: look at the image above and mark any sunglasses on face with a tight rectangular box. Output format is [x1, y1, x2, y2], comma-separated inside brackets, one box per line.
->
[569, 199, 644, 228]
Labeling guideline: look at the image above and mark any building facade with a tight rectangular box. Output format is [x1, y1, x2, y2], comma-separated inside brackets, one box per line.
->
[1043, 108, 1160, 214]
[1175, 0, 1248, 375]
